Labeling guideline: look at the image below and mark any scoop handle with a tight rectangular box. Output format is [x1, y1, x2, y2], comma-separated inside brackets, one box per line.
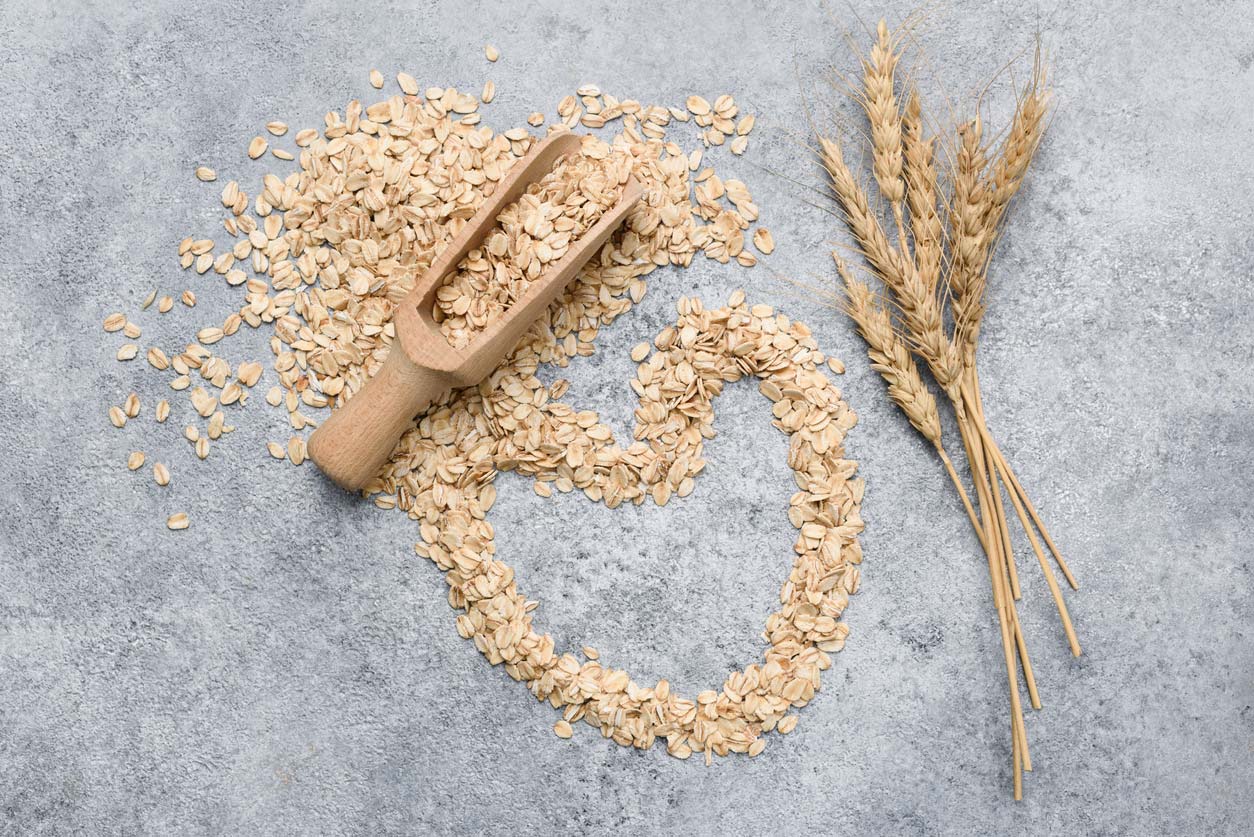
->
[306, 351, 451, 491]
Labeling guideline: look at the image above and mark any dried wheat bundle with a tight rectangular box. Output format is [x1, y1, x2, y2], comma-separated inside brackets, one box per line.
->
[816, 19, 1078, 799]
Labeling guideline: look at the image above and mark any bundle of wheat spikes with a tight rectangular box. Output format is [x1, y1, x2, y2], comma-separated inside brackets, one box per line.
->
[814, 20, 1079, 798]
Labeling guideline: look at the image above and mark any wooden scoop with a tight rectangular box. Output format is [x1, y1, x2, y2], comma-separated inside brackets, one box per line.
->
[307, 131, 642, 491]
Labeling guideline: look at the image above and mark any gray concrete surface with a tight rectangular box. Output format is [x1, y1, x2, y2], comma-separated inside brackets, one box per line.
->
[1, 0, 1251, 834]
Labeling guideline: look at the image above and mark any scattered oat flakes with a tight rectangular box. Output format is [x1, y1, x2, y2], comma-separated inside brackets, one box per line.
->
[553, 720, 573, 739]
[397, 72, 419, 95]
[155, 399, 170, 423]
[116, 344, 138, 361]
[484, 44, 499, 62]
[103, 312, 126, 332]
[827, 357, 845, 374]
[267, 441, 286, 460]
[189, 388, 217, 418]
[686, 95, 711, 115]
[197, 327, 224, 345]
[127, 451, 145, 471]
[266, 121, 288, 136]
[247, 136, 268, 159]
[237, 362, 263, 387]
[369, 69, 384, 88]
[195, 166, 217, 182]
[109, 406, 126, 428]
[271, 148, 294, 161]
[752, 228, 775, 255]
[166, 512, 189, 531]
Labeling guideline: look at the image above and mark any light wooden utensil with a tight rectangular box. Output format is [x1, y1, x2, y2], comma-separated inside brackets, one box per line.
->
[307, 132, 642, 491]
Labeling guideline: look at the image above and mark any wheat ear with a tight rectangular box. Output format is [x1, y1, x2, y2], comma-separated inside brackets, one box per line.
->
[948, 118, 990, 358]
[953, 66, 1050, 358]
[902, 88, 943, 294]
[818, 137, 902, 283]
[861, 20, 906, 241]
[819, 136, 963, 399]
[837, 258, 939, 442]
[986, 60, 1051, 226]
[836, 257, 984, 535]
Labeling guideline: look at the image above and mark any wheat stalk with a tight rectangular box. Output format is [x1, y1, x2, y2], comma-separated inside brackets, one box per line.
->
[813, 17, 1078, 800]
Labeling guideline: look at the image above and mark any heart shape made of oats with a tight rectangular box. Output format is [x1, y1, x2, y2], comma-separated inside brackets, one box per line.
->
[395, 291, 863, 761]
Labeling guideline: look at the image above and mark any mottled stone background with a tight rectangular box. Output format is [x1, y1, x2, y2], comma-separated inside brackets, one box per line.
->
[1, 0, 1250, 834]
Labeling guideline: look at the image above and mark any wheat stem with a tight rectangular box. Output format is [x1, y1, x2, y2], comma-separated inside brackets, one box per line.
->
[986, 431, 1079, 591]
[957, 408, 1026, 797]
[962, 376, 1038, 710]
[996, 446, 1082, 656]
[985, 432, 1022, 600]
[967, 364, 1082, 654]
[965, 374, 1078, 590]
[937, 443, 983, 544]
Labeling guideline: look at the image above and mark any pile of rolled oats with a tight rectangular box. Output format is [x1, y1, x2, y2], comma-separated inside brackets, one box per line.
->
[433, 148, 631, 349]
[102, 66, 863, 759]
